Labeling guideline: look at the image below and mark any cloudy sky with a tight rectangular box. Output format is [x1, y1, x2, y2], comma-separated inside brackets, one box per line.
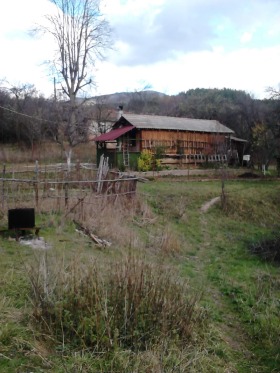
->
[1, 0, 280, 98]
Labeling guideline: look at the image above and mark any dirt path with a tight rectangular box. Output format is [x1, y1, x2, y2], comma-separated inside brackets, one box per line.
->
[127, 168, 245, 178]
[200, 196, 221, 212]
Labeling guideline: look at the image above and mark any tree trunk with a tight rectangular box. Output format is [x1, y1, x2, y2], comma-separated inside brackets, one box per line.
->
[65, 148, 72, 173]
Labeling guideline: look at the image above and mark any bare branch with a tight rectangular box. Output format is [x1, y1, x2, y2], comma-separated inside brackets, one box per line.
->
[265, 86, 280, 100]
[32, 0, 112, 160]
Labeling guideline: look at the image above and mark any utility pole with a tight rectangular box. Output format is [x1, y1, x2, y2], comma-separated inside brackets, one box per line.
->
[54, 77, 57, 101]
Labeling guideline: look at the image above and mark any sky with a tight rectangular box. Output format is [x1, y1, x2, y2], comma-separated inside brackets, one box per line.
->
[1, 0, 280, 99]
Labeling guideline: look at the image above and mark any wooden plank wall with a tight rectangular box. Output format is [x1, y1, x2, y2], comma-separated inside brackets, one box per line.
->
[139, 129, 226, 155]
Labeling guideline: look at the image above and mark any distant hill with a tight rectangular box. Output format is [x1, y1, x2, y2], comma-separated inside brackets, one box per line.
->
[77, 88, 279, 145]
[92, 90, 168, 106]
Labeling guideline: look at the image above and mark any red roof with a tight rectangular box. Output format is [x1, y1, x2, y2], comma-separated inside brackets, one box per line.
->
[93, 125, 134, 141]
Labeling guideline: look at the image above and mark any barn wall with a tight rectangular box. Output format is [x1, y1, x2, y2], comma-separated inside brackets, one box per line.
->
[138, 129, 227, 155]
[97, 128, 230, 169]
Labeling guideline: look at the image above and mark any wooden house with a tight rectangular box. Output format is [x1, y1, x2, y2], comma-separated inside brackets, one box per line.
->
[94, 113, 236, 169]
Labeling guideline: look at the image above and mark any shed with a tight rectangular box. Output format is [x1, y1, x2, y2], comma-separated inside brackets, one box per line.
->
[226, 136, 248, 166]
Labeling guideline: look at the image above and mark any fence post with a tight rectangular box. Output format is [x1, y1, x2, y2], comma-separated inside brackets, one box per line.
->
[64, 174, 69, 208]
[96, 154, 104, 193]
[34, 160, 39, 208]
[2, 164, 6, 210]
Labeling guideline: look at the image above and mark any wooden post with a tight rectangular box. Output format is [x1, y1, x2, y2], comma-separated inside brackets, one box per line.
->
[97, 154, 104, 193]
[34, 160, 39, 208]
[132, 178, 137, 194]
[64, 184, 69, 208]
[64, 178, 69, 208]
[97, 155, 109, 194]
[80, 199, 84, 221]
[2, 164, 6, 210]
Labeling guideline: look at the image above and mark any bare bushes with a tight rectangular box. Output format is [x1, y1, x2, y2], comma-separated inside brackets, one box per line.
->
[250, 234, 280, 264]
[28, 253, 205, 355]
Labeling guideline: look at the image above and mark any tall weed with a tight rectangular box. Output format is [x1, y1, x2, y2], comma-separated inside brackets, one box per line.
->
[27, 253, 206, 353]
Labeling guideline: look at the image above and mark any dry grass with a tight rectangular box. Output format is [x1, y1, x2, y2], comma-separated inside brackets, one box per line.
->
[0, 141, 96, 164]
[27, 252, 205, 354]
[61, 194, 154, 250]
[146, 224, 182, 256]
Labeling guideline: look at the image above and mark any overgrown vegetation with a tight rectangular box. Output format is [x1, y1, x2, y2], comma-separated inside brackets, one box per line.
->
[0, 176, 280, 372]
[28, 254, 205, 353]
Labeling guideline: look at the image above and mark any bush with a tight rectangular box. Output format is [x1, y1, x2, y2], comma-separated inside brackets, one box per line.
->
[137, 150, 162, 172]
[250, 234, 280, 263]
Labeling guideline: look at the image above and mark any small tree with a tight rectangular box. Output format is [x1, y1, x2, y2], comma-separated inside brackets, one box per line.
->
[92, 96, 114, 135]
[251, 123, 276, 170]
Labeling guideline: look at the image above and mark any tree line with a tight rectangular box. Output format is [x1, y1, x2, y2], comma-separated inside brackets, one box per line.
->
[124, 87, 280, 168]
[0, 85, 279, 168]
[1, 0, 278, 169]
[0, 82, 105, 164]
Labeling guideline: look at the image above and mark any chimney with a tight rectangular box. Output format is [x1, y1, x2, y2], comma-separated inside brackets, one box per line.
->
[118, 105, 123, 119]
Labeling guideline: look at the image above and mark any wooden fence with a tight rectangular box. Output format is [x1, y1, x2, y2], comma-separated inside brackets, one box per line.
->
[0, 163, 138, 215]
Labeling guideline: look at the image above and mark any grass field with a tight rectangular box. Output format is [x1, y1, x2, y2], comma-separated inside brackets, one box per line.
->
[0, 175, 279, 372]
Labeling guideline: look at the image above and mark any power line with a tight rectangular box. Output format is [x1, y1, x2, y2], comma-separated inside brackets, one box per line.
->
[0, 104, 56, 124]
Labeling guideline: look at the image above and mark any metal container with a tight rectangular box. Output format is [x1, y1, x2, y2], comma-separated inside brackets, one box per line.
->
[8, 208, 35, 230]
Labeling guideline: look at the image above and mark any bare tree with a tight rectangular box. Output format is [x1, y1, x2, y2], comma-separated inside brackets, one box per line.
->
[36, 0, 111, 167]
[266, 86, 280, 100]
[92, 96, 115, 135]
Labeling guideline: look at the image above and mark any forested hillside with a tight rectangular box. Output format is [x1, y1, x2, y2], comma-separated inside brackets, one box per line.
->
[1, 86, 280, 167]
[104, 88, 280, 142]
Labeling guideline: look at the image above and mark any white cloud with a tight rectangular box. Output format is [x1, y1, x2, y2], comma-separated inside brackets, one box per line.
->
[0, 0, 56, 95]
[96, 45, 280, 98]
[240, 32, 253, 44]
[1, 0, 280, 99]
[102, 0, 165, 18]
[0, 0, 54, 34]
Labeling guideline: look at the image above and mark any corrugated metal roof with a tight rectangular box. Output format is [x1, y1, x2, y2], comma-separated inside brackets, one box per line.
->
[122, 114, 234, 134]
[94, 125, 134, 141]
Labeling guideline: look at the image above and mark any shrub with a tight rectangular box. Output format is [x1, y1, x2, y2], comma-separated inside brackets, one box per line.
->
[137, 150, 162, 172]
[250, 234, 280, 263]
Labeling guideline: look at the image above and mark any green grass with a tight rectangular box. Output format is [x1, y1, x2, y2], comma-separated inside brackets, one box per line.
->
[139, 179, 280, 372]
[0, 178, 280, 372]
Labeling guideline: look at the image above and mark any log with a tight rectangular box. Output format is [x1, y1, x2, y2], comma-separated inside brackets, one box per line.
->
[73, 220, 111, 248]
